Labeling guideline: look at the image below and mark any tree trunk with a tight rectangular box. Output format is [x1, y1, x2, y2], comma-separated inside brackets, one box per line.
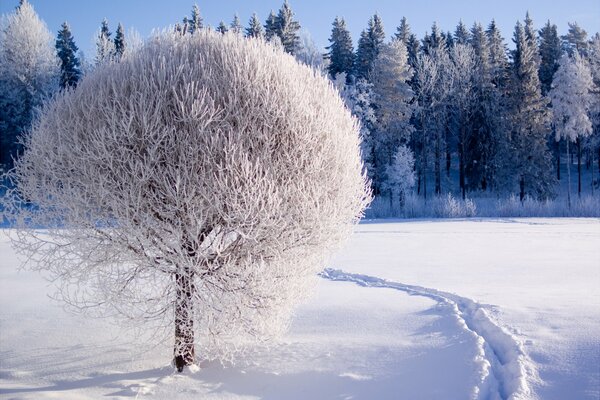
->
[435, 135, 441, 195]
[174, 271, 195, 372]
[556, 140, 560, 181]
[577, 137, 581, 197]
[519, 176, 525, 202]
[566, 140, 571, 209]
[459, 137, 466, 200]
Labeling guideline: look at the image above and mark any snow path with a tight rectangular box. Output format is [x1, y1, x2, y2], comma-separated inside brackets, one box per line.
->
[320, 268, 538, 400]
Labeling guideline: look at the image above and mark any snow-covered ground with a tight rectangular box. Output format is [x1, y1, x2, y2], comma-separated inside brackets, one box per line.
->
[1, 219, 599, 399]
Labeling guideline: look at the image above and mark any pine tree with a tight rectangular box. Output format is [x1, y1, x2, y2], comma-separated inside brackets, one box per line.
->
[55, 21, 81, 89]
[230, 14, 242, 35]
[423, 22, 447, 55]
[188, 4, 203, 34]
[113, 23, 125, 60]
[246, 13, 264, 39]
[550, 52, 594, 204]
[588, 34, 600, 181]
[0, 0, 59, 168]
[325, 17, 354, 80]
[538, 21, 562, 94]
[274, 0, 301, 54]
[95, 19, 114, 64]
[507, 21, 555, 200]
[562, 22, 588, 56]
[394, 17, 411, 44]
[354, 14, 385, 80]
[454, 20, 470, 45]
[216, 21, 228, 35]
[264, 11, 277, 41]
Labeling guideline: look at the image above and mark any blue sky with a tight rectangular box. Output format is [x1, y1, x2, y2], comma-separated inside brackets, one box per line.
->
[2, 0, 599, 58]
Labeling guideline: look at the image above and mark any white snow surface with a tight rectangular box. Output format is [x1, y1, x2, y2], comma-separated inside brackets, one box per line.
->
[0, 218, 599, 399]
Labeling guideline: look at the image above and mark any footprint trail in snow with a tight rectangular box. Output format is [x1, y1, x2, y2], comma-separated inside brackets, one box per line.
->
[320, 268, 538, 400]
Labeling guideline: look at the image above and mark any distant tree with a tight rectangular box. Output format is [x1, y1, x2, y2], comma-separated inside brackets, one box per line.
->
[295, 31, 326, 72]
[188, 4, 203, 34]
[562, 22, 588, 56]
[216, 21, 228, 34]
[230, 14, 242, 35]
[0, 0, 59, 168]
[454, 20, 470, 45]
[325, 17, 354, 80]
[354, 14, 385, 80]
[394, 17, 411, 44]
[370, 40, 415, 195]
[264, 11, 277, 41]
[55, 21, 81, 89]
[381, 145, 416, 207]
[245, 13, 264, 39]
[274, 0, 301, 54]
[506, 21, 554, 200]
[95, 19, 114, 64]
[4, 31, 370, 372]
[538, 20, 563, 179]
[550, 52, 594, 204]
[113, 23, 125, 60]
[589, 34, 600, 179]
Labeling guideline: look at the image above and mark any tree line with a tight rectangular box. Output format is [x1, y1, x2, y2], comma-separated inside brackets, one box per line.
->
[1, 1, 599, 205]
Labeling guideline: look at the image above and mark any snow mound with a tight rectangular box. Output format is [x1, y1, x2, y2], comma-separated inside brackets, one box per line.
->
[321, 268, 538, 400]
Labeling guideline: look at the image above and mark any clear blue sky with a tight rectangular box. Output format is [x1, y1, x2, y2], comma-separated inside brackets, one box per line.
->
[2, 0, 599, 58]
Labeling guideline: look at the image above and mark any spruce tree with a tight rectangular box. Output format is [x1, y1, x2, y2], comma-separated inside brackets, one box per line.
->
[188, 4, 203, 34]
[95, 19, 113, 64]
[354, 14, 385, 80]
[246, 13, 264, 39]
[55, 21, 81, 89]
[539, 21, 562, 95]
[507, 22, 555, 200]
[230, 14, 242, 35]
[394, 17, 411, 44]
[264, 11, 277, 41]
[113, 23, 125, 60]
[454, 20, 471, 45]
[325, 17, 354, 80]
[216, 21, 228, 35]
[274, 0, 301, 54]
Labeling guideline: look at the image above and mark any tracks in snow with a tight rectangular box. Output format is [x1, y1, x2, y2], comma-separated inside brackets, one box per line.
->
[320, 268, 537, 400]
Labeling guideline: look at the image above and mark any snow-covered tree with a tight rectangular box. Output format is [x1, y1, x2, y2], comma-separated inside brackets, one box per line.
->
[454, 20, 471, 45]
[505, 21, 554, 200]
[264, 11, 277, 41]
[325, 17, 354, 80]
[381, 145, 416, 207]
[188, 4, 203, 34]
[216, 21, 228, 35]
[55, 21, 81, 89]
[562, 22, 588, 56]
[394, 17, 411, 44]
[354, 14, 385, 80]
[274, 0, 300, 55]
[4, 31, 370, 372]
[229, 14, 242, 35]
[340, 77, 377, 187]
[245, 13, 264, 39]
[449, 43, 477, 198]
[295, 30, 326, 72]
[370, 39, 414, 194]
[414, 47, 452, 198]
[0, 0, 59, 168]
[113, 23, 125, 60]
[95, 19, 114, 64]
[589, 34, 600, 182]
[550, 52, 594, 204]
